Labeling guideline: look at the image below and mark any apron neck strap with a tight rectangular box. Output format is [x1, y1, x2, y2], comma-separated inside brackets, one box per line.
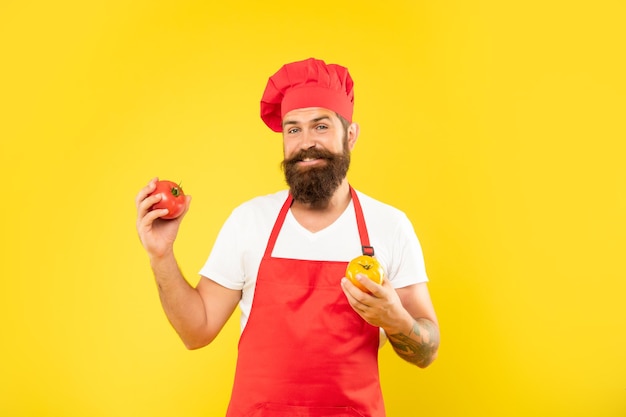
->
[350, 186, 374, 256]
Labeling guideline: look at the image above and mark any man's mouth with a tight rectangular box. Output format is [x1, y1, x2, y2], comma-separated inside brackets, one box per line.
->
[302, 157, 318, 162]
[298, 157, 325, 166]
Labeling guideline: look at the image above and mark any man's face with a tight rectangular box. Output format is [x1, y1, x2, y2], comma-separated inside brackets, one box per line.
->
[281, 108, 353, 208]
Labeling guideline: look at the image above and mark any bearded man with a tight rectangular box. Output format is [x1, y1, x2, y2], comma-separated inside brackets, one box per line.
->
[135, 58, 440, 417]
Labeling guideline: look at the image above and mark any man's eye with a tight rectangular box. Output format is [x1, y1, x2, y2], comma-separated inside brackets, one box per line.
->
[315, 125, 328, 130]
[287, 128, 299, 134]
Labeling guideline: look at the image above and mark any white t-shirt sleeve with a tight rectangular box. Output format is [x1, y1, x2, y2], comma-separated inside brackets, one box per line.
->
[387, 212, 429, 288]
[198, 192, 284, 292]
[198, 208, 247, 291]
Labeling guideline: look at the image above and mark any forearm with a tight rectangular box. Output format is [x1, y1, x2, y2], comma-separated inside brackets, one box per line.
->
[150, 252, 209, 349]
[386, 317, 440, 368]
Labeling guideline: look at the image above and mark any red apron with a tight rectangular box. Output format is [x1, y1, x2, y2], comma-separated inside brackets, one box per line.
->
[225, 187, 385, 417]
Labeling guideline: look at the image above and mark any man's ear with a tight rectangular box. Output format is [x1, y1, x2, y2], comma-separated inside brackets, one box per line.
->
[347, 122, 360, 150]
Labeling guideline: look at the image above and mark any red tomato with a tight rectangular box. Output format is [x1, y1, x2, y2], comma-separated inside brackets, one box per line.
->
[345, 255, 384, 294]
[149, 180, 186, 219]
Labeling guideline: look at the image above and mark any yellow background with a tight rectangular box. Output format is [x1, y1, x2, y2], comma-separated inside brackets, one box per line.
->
[1, 1, 625, 416]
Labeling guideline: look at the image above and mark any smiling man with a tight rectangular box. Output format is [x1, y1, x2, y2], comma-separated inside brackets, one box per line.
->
[136, 58, 440, 417]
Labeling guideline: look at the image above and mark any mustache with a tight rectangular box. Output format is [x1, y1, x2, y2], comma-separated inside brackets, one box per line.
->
[283, 148, 337, 166]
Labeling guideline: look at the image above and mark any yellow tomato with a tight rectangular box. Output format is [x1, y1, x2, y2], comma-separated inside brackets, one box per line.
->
[345, 255, 384, 293]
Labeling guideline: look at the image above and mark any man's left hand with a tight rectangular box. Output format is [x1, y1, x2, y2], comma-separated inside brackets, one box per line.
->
[341, 274, 413, 334]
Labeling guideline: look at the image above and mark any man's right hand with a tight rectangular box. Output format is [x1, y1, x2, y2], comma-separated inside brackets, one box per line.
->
[135, 177, 192, 259]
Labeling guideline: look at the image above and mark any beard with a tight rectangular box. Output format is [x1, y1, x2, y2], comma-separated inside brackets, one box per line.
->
[281, 138, 351, 208]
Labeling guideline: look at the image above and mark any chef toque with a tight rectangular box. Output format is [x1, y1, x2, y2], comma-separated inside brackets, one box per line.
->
[260, 58, 354, 132]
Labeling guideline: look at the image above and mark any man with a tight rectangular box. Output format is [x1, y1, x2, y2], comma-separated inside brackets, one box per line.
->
[136, 58, 439, 417]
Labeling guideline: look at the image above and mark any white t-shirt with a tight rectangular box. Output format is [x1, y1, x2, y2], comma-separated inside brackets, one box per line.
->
[199, 189, 428, 333]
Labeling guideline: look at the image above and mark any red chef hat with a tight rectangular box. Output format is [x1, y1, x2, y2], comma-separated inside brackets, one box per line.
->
[260, 58, 355, 132]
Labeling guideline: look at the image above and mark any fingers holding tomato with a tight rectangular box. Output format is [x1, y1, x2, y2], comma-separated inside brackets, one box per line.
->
[343, 274, 383, 297]
[135, 178, 158, 214]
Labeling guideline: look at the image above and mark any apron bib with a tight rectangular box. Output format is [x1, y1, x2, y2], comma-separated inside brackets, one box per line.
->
[226, 187, 385, 417]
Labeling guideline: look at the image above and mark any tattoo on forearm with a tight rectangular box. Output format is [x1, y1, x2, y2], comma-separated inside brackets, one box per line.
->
[388, 318, 440, 367]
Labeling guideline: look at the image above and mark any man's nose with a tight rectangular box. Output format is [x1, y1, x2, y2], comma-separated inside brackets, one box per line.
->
[299, 130, 316, 150]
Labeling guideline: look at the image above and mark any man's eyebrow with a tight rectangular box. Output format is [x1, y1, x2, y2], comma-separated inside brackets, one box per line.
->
[311, 116, 331, 123]
[282, 116, 331, 128]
